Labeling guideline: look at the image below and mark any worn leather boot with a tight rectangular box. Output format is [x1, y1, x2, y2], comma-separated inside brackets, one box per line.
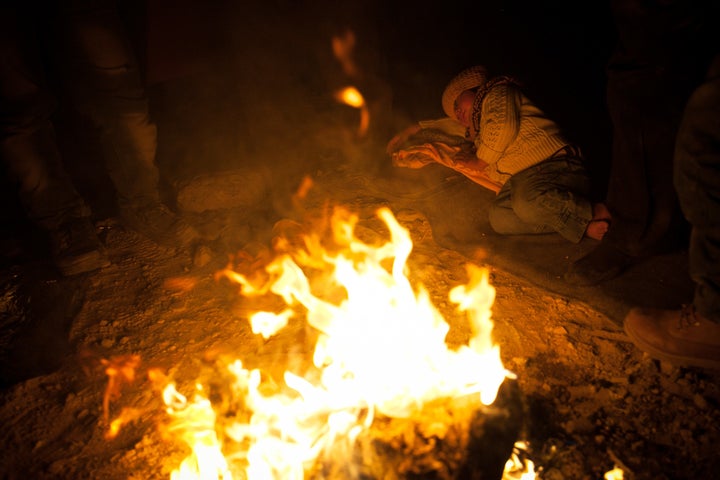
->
[624, 305, 720, 370]
[50, 216, 111, 276]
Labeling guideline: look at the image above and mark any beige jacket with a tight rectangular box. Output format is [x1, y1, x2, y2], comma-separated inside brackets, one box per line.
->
[422, 83, 570, 186]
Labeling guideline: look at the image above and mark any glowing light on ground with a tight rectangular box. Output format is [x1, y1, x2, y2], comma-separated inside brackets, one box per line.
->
[107, 206, 537, 478]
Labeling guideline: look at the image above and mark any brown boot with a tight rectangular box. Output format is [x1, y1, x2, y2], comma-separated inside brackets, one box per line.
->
[49, 216, 111, 276]
[624, 305, 720, 370]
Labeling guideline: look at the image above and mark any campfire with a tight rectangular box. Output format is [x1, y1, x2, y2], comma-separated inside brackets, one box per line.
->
[102, 35, 537, 475]
[101, 203, 541, 479]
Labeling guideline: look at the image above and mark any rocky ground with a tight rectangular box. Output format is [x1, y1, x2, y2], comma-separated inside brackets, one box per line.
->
[1, 165, 719, 480]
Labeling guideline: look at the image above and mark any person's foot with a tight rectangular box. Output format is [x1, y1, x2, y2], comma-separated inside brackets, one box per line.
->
[584, 203, 611, 241]
[119, 201, 199, 248]
[564, 241, 634, 286]
[49, 216, 111, 276]
[624, 305, 720, 370]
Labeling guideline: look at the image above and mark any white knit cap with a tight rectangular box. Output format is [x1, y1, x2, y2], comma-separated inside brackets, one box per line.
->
[441, 65, 489, 119]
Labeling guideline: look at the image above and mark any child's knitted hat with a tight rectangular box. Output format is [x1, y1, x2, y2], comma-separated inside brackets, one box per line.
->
[441, 65, 489, 119]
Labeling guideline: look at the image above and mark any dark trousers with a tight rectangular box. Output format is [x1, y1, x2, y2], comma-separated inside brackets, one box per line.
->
[489, 152, 593, 244]
[603, 67, 698, 257]
[674, 56, 720, 322]
[603, 0, 716, 257]
[0, 0, 159, 230]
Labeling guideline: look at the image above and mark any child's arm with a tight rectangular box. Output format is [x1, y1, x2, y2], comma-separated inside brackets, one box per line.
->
[452, 149, 489, 172]
[386, 123, 423, 155]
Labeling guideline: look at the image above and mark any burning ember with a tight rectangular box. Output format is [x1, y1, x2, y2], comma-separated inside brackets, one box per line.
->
[334, 86, 369, 138]
[108, 205, 536, 479]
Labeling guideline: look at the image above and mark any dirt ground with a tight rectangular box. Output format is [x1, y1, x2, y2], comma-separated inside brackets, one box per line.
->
[2, 2, 720, 479]
[1, 164, 719, 480]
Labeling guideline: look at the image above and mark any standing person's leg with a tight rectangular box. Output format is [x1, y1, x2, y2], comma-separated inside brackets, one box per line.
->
[56, 0, 198, 247]
[605, 57, 696, 256]
[565, 0, 716, 286]
[0, 6, 109, 275]
[565, 66, 691, 285]
[603, 74, 683, 256]
[676, 56, 720, 325]
[623, 55, 720, 370]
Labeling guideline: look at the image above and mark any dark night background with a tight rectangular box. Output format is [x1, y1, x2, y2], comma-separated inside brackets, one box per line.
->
[0, 0, 617, 265]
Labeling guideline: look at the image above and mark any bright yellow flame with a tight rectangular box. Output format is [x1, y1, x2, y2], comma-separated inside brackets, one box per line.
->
[333, 86, 369, 137]
[163, 384, 232, 480]
[604, 466, 625, 480]
[167, 206, 515, 478]
[249, 308, 294, 339]
[503, 441, 537, 479]
[105, 408, 142, 439]
[334, 86, 364, 108]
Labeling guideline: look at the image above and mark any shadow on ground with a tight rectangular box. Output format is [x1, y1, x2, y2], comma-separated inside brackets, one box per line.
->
[346, 162, 694, 327]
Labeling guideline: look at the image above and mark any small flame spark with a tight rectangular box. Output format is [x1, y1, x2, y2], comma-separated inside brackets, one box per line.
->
[605, 466, 625, 480]
[332, 29, 357, 78]
[503, 441, 537, 479]
[331, 23, 369, 138]
[102, 354, 141, 427]
[334, 86, 364, 109]
[334, 86, 369, 137]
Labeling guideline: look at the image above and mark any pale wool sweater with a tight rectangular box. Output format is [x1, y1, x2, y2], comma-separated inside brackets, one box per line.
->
[475, 83, 570, 184]
[421, 83, 570, 186]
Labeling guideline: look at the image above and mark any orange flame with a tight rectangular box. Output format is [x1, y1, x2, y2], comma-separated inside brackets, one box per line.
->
[101, 354, 141, 426]
[334, 86, 369, 138]
[605, 466, 625, 479]
[331, 28, 370, 138]
[162, 384, 231, 479]
[504, 441, 537, 479]
[162, 206, 518, 478]
[106, 407, 142, 440]
[331, 29, 357, 78]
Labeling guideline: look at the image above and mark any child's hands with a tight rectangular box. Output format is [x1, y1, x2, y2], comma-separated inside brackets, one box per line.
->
[451, 150, 477, 165]
[386, 123, 422, 155]
[391, 145, 437, 168]
[452, 150, 489, 170]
